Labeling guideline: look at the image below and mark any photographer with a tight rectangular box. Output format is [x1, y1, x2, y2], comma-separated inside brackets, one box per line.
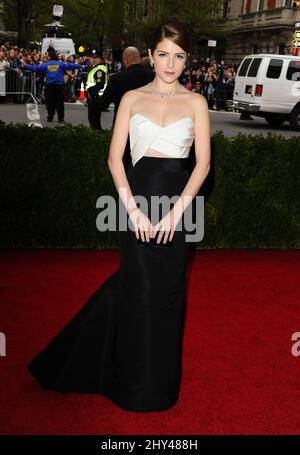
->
[215, 61, 228, 111]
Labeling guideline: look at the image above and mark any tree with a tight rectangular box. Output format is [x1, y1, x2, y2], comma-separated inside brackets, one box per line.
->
[1, 0, 56, 47]
[59, 0, 124, 55]
[124, 0, 228, 57]
[1, 0, 228, 57]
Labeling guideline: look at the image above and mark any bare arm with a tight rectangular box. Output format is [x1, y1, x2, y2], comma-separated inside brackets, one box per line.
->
[107, 91, 138, 216]
[171, 93, 211, 221]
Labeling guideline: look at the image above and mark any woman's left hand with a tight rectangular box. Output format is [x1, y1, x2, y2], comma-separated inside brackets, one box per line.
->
[151, 209, 182, 244]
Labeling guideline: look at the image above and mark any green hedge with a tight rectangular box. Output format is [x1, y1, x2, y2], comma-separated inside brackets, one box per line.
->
[0, 122, 299, 249]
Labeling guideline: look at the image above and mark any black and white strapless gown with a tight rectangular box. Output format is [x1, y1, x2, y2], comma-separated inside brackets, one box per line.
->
[27, 112, 195, 412]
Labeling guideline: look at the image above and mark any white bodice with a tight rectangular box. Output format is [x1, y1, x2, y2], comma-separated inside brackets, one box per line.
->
[129, 113, 195, 167]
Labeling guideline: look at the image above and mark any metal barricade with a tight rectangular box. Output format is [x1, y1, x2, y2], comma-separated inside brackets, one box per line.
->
[1, 69, 38, 103]
[1, 69, 94, 103]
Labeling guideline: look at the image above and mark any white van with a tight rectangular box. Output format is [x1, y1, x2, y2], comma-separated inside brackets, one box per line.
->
[41, 37, 75, 57]
[227, 53, 300, 131]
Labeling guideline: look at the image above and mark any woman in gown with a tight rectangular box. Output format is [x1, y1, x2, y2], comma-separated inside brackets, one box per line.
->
[27, 21, 211, 412]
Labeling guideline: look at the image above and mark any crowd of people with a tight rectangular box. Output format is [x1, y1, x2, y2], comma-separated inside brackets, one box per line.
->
[0, 42, 116, 104]
[0, 41, 238, 111]
[181, 57, 237, 111]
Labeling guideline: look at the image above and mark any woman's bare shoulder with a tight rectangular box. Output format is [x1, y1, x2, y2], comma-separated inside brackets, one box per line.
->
[120, 85, 151, 115]
[133, 83, 153, 93]
[121, 86, 149, 106]
[125, 84, 152, 98]
[190, 91, 209, 110]
[180, 85, 194, 95]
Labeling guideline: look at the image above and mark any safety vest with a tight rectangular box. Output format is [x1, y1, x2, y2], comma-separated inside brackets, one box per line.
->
[85, 64, 108, 96]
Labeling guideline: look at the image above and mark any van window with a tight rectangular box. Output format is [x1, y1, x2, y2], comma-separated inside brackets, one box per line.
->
[247, 58, 262, 77]
[286, 61, 300, 81]
[238, 58, 252, 76]
[266, 59, 283, 79]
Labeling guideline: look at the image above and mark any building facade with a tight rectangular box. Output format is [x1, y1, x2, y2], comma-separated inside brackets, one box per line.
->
[123, 0, 161, 55]
[223, 0, 300, 63]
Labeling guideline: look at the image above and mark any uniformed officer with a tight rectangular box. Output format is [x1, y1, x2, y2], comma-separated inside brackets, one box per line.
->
[85, 52, 108, 130]
[23, 49, 83, 123]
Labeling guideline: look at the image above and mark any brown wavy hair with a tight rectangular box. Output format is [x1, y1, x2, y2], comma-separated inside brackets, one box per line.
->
[149, 21, 191, 57]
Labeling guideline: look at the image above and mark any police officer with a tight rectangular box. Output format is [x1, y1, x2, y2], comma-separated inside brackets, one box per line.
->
[23, 49, 83, 122]
[85, 52, 108, 130]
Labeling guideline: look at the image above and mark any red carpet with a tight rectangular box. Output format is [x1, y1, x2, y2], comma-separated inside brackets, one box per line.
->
[0, 249, 300, 434]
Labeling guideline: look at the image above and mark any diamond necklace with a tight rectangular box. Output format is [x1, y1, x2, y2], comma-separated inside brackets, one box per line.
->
[147, 82, 184, 98]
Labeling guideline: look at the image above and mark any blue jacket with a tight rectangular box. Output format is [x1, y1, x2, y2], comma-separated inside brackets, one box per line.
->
[24, 60, 82, 85]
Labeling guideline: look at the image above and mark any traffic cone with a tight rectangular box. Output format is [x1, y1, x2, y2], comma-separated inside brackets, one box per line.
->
[79, 81, 85, 99]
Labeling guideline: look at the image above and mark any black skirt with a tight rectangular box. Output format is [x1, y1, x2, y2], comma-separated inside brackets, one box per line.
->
[27, 156, 192, 412]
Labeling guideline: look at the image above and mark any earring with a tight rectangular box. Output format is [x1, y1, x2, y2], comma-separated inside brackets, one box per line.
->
[150, 61, 154, 67]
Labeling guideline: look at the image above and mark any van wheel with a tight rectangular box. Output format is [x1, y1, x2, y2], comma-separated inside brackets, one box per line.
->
[289, 106, 300, 131]
[264, 114, 285, 127]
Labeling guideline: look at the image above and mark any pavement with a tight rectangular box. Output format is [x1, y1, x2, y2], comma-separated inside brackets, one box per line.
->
[0, 101, 298, 138]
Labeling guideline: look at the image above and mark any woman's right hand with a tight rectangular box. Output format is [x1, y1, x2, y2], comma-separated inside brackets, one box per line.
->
[128, 208, 154, 243]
